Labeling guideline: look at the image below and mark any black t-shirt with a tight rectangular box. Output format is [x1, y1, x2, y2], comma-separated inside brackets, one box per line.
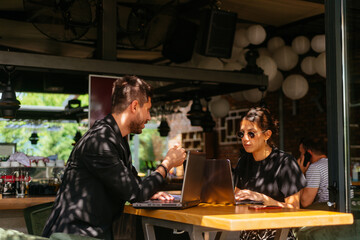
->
[234, 148, 306, 202]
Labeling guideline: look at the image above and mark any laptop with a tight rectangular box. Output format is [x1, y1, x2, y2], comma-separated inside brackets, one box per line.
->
[200, 158, 263, 205]
[132, 151, 206, 209]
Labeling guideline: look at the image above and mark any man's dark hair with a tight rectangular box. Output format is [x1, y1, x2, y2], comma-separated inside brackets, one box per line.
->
[300, 137, 327, 155]
[111, 75, 153, 113]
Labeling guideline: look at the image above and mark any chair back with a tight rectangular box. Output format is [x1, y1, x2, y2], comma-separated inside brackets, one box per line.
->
[24, 202, 54, 236]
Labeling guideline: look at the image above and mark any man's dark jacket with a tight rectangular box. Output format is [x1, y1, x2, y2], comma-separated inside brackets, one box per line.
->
[42, 114, 165, 239]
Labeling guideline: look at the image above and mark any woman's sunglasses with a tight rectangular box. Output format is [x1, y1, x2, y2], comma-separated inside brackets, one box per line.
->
[237, 130, 266, 139]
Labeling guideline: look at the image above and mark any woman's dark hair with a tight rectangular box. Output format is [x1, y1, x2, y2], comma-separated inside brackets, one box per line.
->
[111, 75, 153, 113]
[241, 106, 279, 147]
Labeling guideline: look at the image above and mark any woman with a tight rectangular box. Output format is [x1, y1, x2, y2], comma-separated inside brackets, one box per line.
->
[234, 107, 306, 239]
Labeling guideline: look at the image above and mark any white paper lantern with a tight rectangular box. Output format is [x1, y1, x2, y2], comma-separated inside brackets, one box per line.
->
[197, 57, 224, 70]
[291, 36, 310, 55]
[268, 70, 284, 92]
[243, 88, 266, 103]
[246, 24, 266, 45]
[224, 62, 244, 71]
[272, 46, 299, 71]
[221, 46, 243, 63]
[311, 34, 326, 53]
[256, 56, 277, 82]
[267, 37, 285, 53]
[209, 98, 230, 118]
[282, 74, 309, 100]
[234, 27, 250, 48]
[257, 47, 271, 57]
[230, 91, 245, 101]
[301, 56, 316, 75]
[315, 52, 326, 78]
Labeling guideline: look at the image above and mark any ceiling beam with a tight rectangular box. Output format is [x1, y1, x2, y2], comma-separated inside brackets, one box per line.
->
[0, 50, 268, 86]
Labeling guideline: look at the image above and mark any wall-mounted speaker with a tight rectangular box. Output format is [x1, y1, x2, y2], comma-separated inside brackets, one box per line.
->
[196, 9, 237, 59]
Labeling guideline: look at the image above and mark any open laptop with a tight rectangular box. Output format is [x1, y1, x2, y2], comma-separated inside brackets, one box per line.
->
[200, 158, 263, 205]
[132, 151, 206, 209]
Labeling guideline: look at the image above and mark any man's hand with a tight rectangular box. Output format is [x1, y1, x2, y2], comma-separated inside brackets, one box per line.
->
[150, 192, 174, 201]
[297, 154, 310, 174]
[161, 145, 186, 170]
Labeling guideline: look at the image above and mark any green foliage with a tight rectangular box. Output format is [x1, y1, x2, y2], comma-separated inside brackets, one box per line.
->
[131, 128, 167, 173]
[0, 93, 89, 161]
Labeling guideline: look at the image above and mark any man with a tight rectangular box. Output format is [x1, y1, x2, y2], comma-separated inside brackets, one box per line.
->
[42, 76, 186, 239]
[297, 138, 329, 208]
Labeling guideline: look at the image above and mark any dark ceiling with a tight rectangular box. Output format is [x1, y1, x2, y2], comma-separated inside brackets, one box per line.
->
[0, 0, 325, 120]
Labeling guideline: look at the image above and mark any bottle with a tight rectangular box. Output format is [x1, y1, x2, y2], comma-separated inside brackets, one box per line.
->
[24, 172, 29, 195]
[352, 163, 359, 182]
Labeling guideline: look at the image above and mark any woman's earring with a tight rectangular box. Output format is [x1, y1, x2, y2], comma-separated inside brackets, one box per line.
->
[265, 139, 267, 144]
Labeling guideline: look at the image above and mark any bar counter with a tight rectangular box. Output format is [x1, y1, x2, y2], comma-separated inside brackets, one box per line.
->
[0, 195, 55, 210]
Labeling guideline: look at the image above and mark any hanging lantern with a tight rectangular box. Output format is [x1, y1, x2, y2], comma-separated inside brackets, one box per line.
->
[272, 46, 299, 71]
[246, 24, 266, 45]
[301, 56, 317, 75]
[187, 96, 204, 126]
[158, 118, 170, 137]
[282, 74, 309, 100]
[267, 37, 285, 53]
[243, 88, 266, 103]
[256, 56, 277, 82]
[209, 98, 230, 118]
[311, 34, 326, 53]
[29, 132, 39, 145]
[0, 66, 21, 119]
[233, 27, 250, 48]
[315, 52, 326, 78]
[291, 36, 310, 55]
[268, 70, 284, 92]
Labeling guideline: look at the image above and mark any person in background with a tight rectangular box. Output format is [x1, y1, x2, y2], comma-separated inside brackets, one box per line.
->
[297, 137, 329, 209]
[42, 75, 186, 239]
[233, 107, 306, 240]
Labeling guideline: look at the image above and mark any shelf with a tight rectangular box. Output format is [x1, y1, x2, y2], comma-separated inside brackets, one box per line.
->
[182, 131, 204, 152]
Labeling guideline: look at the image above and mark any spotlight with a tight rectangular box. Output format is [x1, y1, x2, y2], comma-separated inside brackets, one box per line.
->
[29, 132, 39, 145]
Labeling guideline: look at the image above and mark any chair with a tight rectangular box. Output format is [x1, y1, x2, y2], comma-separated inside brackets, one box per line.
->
[24, 202, 54, 236]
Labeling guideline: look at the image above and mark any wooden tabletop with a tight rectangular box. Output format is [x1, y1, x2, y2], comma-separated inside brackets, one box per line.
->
[124, 203, 354, 231]
[0, 195, 55, 210]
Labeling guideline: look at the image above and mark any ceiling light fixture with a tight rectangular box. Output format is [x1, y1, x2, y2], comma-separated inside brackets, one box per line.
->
[158, 117, 170, 137]
[29, 132, 39, 145]
[0, 66, 21, 118]
[187, 95, 204, 126]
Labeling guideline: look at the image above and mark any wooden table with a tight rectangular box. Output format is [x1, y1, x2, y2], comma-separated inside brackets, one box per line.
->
[124, 203, 354, 240]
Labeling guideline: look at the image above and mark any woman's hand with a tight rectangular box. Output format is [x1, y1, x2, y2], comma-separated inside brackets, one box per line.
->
[235, 189, 262, 202]
[150, 192, 174, 201]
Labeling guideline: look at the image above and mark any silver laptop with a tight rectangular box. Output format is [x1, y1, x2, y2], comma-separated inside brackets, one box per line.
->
[201, 159, 263, 205]
[132, 151, 206, 209]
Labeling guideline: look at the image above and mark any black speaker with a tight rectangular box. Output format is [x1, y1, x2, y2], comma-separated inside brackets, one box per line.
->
[162, 19, 198, 63]
[196, 9, 237, 58]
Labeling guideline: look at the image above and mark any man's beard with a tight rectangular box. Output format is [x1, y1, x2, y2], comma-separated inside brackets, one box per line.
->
[129, 118, 144, 134]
